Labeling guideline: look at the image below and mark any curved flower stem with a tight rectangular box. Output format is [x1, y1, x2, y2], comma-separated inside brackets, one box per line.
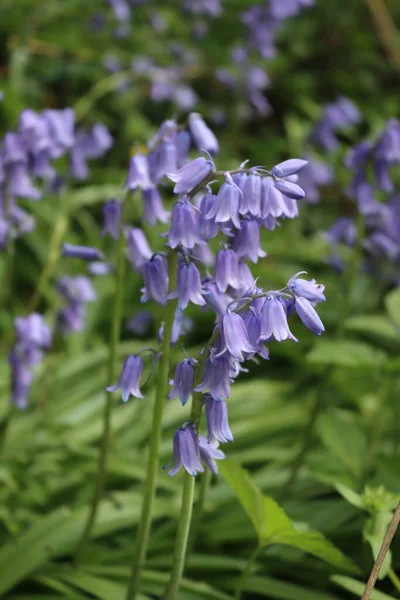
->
[125, 251, 178, 600]
[234, 544, 262, 600]
[74, 199, 127, 561]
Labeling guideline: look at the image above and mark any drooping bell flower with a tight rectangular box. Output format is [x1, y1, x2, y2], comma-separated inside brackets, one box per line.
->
[188, 113, 219, 155]
[125, 227, 152, 270]
[56, 276, 96, 303]
[165, 424, 204, 477]
[141, 254, 169, 305]
[168, 357, 197, 406]
[126, 152, 154, 191]
[15, 313, 51, 348]
[272, 178, 305, 200]
[241, 173, 262, 217]
[271, 159, 308, 178]
[206, 173, 242, 229]
[106, 354, 145, 401]
[215, 248, 241, 292]
[142, 188, 170, 225]
[169, 261, 205, 310]
[261, 295, 297, 342]
[198, 434, 225, 474]
[62, 243, 104, 262]
[203, 394, 233, 444]
[294, 297, 325, 335]
[232, 219, 266, 263]
[287, 272, 326, 303]
[194, 350, 231, 401]
[167, 198, 200, 250]
[217, 312, 255, 361]
[167, 156, 215, 194]
[102, 199, 122, 240]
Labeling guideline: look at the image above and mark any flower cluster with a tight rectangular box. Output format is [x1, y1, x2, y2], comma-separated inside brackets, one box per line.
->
[310, 97, 361, 152]
[9, 314, 51, 408]
[56, 276, 97, 334]
[0, 108, 112, 249]
[103, 114, 326, 477]
[327, 119, 400, 278]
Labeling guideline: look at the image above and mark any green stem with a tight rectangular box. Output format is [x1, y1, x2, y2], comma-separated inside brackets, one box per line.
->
[388, 568, 400, 593]
[74, 203, 127, 561]
[125, 251, 178, 600]
[188, 469, 212, 553]
[163, 391, 203, 600]
[234, 545, 262, 600]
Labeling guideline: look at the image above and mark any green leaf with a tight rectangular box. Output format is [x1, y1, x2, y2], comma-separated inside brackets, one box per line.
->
[240, 575, 340, 600]
[317, 411, 367, 480]
[335, 485, 365, 509]
[307, 339, 387, 368]
[385, 286, 400, 328]
[331, 575, 398, 600]
[218, 458, 265, 541]
[344, 315, 400, 345]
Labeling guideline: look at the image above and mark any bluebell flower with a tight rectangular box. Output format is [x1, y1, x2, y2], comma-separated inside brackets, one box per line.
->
[260, 178, 287, 218]
[294, 297, 325, 335]
[126, 152, 154, 191]
[287, 272, 326, 303]
[88, 261, 114, 276]
[57, 301, 86, 334]
[232, 219, 266, 263]
[7, 162, 41, 200]
[203, 394, 233, 443]
[106, 354, 145, 401]
[15, 313, 51, 348]
[165, 424, 204, 477]
[206, 173, 242, 229]
[169, 262, 205, 310]
[176, 130, 191, 166]
[218, 312, 255, 361]
[102, 199, 122, 240]
[271, 159, 308, 178]
[241, 173, 262, 217]
[125, 227, 153, 270]
[215, 248, 241, 292]
[273, 178, 305, 200]
[167, 199, 200, 250]
[188, 113, 219, 156]
[168, 358, 197, 406]
[198, 434, 225, 474]
[141, 255, 169, 305]
[42, 108, 75, 152]
[126, 310, 153, 336]
[167, 156, 215, 194]
[198, 188, 219, 240]
[325, 217, 356, 247]
[142, 189, 170, 225]
[195, 350, 231, 400]
[242, 310, 270, 360]
[56, 276, 96, 303]
[261, 295, 298, 342]
[8, 352, 33, 410]
[202, 280, 232, 315]
[62, 243, 104, 262]
[296, 156, 334, 204]
[374, 158, 393, 193]
[152, 138, 178, 181]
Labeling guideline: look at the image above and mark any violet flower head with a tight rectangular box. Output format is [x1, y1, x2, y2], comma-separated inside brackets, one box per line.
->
[261, 295, 298, 342]
[167, 156, 215, 194]
[125, 227, 153, 270]
[15, 313, 51, 348]
[102, 199, 122, 240]
[141, 254, 169, 304]
[9, 353, 33, 410]
[165, 424, 204, 477]
[195, 351, 231, 401]
[106, 354, 145, 401]
[167, 198, 200, 250]
[241, 173, 262, 217]
[142, 189, 170, 226]
[218, 312, 255, 361]
[271, 158, 308, 179]
[207, 172, 242, 229]
[42, 108, 75, 153]
[294, 297, 325, 335]
[288, 272, 326, 303]
[198, 188, 219, 240]
[169, 261, 205, 310]
[188, 113, 219, 156]
[168, 357, 197, 406]
[57, 301, 86, 334]
[56, 276, 96, 303]
[272, 178, 305, 201]
[198, 434, 225, 474]
[126, 152, 154, 191]
[62, 243, 104, 262]
[203, 394, 233, 444]
[232, 219, 266, 263]
[215, 248, 241, 292]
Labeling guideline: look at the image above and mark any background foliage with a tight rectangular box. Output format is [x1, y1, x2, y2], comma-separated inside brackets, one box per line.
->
[0, 1, 400, 599]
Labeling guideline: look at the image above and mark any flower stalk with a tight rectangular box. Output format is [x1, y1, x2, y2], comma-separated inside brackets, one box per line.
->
[126, 250, 178, 600]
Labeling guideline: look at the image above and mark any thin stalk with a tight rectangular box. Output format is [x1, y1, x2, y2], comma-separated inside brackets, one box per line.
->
[74, 204, 127, 561]
[388, 568, 400, 593]
[361, 502, 400, 600]
[163, 391, 203, 600]
[188, 469, 212, 553]
[125, 251, 178, 600]
[234, 545, 262, 600]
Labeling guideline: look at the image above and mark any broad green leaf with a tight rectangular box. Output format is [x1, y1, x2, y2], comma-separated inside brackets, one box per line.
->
[307, 339, 386, 368]
[335, 485, 365, 509]
[385, 286, 400, 328]
[344, 315, 400, 345]
[317, 411, 367, 480]
[56, 572, 130, 600]
[331, 575, 398, 600]
[219, 458, 265, 541]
